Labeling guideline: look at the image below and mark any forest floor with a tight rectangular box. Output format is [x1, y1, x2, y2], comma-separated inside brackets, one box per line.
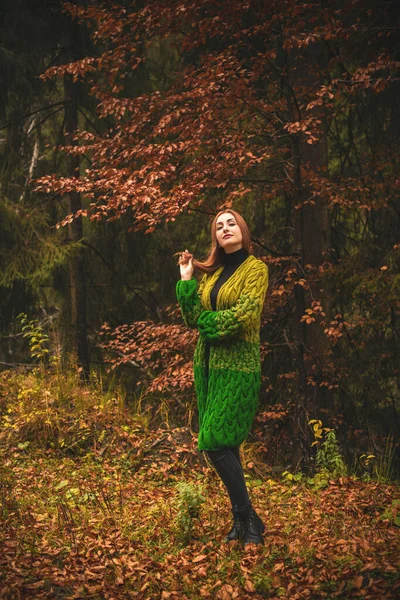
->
[0, 368, 399, 599]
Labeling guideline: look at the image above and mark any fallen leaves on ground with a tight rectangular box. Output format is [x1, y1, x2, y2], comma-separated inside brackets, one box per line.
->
[0, 422, 398, 599]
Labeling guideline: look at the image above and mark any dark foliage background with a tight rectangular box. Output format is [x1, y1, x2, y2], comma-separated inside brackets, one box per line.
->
[1, 0, 399, 476]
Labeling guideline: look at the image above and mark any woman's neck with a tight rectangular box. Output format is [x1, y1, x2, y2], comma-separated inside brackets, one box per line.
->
[223, 247, 249, 266]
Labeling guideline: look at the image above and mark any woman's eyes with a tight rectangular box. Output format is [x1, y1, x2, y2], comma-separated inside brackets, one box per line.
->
[217, 222, 236, 230]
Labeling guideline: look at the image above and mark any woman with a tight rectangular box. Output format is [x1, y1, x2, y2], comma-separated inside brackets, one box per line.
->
[176, 209, 269, 547]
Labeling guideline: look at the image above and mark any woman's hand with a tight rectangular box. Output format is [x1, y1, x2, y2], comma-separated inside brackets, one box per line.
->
[178, 249, 194, 280]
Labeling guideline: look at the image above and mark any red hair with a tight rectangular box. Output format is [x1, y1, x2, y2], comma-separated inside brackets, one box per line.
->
[192, 209, 252, 274]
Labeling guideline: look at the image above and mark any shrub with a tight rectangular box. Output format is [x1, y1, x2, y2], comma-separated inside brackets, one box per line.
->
[174, 481, 205, 545]
[0, 366, 143, 456]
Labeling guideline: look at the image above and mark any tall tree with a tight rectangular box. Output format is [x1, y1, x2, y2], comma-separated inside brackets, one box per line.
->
[0, 0, 73, 346]
[275, 36, 334, 467]
[62, 13, 90, 375]
[35, 0, 400, 470]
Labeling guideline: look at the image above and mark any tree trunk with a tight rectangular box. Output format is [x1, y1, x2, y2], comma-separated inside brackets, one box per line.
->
[279, 39, 333, 471]
[63, 71, 90, 377]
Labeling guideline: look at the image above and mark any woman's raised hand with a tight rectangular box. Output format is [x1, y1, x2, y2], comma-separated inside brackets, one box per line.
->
[178, 249, 194, 280]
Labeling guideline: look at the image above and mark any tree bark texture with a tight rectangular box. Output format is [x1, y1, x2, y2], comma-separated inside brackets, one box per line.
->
[64, 71, 90, 376]
[279, 39, 333, 471]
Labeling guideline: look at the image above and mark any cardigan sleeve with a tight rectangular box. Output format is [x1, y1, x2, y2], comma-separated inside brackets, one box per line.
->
[176, 274, 207, 328]
[196, 262, 268, 341]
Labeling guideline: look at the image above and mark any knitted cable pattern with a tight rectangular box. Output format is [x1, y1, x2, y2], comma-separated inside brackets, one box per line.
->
[176, 255, 269, 451]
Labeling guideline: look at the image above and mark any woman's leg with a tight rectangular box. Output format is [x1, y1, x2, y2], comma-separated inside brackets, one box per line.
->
[206, 447, 250, 508]
[230, 446, 242, 469]
[206, 447, 265, 545]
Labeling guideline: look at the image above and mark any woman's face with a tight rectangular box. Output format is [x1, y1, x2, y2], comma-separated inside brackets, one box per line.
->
[215, 212, 243, 253]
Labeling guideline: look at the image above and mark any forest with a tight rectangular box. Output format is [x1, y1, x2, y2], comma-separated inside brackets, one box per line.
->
[0, 0, 399, 598]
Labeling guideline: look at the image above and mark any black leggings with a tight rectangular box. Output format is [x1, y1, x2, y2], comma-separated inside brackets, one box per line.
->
[205, 447, 250, 509]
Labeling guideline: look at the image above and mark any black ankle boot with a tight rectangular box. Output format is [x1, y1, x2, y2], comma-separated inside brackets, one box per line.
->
[235, 503, 265, 546]
[224, 508, 241, 542]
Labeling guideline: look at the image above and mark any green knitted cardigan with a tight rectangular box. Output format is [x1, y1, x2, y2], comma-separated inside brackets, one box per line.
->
[176, 255, 269, 451]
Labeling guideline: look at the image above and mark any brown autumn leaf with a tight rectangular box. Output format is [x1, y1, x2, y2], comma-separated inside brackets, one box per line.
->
[244, 579, 256, 592]
[193, 554, 208, 563]
[352, 575, 363, 588]
[217, 584, 233, 600]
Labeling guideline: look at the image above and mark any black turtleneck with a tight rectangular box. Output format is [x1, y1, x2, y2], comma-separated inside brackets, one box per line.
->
[210, 247, 249, 311]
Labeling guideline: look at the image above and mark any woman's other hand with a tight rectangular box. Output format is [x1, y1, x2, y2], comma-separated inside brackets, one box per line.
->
[178, 249, 194, 280]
